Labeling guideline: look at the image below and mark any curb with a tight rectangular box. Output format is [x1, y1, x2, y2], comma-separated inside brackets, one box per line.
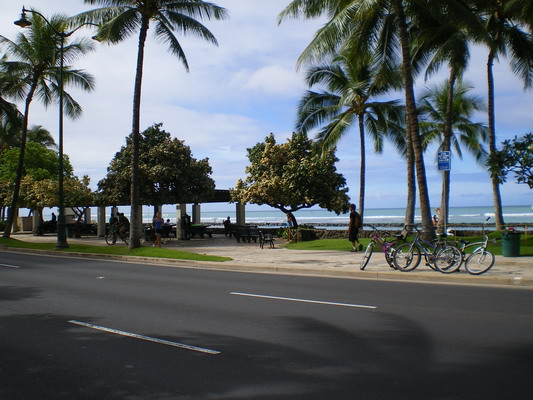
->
[3, 246, 532, 288]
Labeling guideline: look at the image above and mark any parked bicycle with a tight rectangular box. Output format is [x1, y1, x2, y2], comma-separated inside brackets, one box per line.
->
[393, 225, 462, 273]
[453, 217, 495, 275]
[105, 225, 129, 246]
[360, 225, 405, 270]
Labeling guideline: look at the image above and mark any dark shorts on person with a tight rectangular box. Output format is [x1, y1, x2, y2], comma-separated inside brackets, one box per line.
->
[155, 228, 163, 235]
[348, 229, 359, 242]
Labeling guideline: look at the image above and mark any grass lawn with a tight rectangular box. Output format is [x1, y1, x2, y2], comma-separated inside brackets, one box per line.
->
[0, 237, 231, 262]
[285, 232, 533, 257]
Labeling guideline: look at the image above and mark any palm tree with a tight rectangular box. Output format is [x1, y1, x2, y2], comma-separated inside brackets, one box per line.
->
[409, 5, 486, 230]
[76, 0, 228, 248]
[0, 71, 23, 151]
[475, 0, 533, 230]
[296, 52, 404, 219]
[0, 12, 95, 238]
[418, 79, 489, 230]
[26, 125, 58, 150]
[280, 0, 450, 237]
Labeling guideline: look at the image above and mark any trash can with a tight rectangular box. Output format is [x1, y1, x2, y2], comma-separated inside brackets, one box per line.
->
[502, 231, 521, 257]
[143, 228, 151, 242]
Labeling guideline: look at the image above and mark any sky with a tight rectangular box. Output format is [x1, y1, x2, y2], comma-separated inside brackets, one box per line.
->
[1, 0, 532, 212]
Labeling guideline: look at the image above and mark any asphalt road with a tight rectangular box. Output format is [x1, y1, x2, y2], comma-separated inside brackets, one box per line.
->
[1, 250, 533, 399]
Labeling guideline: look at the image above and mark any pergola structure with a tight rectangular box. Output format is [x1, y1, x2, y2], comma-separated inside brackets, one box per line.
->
[94, 189, 247, 239]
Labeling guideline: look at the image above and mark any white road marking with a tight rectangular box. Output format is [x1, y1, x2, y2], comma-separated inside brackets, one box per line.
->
[0, 263, 20, 269]
[230, 292, 377, 310]
[68, 320, 220, 355]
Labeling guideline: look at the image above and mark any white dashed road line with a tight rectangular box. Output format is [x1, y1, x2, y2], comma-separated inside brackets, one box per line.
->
[68, 320, 220, 355]
[230, 292, 377, 309]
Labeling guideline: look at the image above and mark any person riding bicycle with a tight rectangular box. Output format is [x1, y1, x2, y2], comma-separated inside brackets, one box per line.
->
[115, 212, 130, 239]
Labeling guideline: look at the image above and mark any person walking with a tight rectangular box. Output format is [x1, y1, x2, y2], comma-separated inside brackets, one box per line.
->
[152, 212, 164, 248]
[348, 204, 363, 252]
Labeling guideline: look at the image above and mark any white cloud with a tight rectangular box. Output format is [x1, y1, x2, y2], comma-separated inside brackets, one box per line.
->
[229, 65, 304, 96]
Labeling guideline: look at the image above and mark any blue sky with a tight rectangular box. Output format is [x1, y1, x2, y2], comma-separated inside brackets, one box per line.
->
[1, 0, 532, 211]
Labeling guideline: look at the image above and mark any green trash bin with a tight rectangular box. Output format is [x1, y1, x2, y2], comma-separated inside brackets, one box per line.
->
[502, 231, 521, 257]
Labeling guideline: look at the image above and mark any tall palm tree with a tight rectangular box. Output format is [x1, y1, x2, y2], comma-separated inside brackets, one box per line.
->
[418, 79, 489, 230]
[296, 52, 404, 219]
[409, 4, 486, 230]
[280, 0, 457, 237]
[0, 71, 23, 152]
[475, 0, 533, 230]
[77, 0, 228, 248]
[0, 12, 94, 238]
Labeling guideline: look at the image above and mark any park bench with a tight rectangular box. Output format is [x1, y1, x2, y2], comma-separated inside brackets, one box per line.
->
[233, 225, 259, 243]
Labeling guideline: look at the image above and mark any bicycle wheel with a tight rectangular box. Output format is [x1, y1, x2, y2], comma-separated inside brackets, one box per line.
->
[433, 246, 462, 274]
[385, 241, 400, 269]
[393, 243, 421, 272]
[360, 241, 375, 270]
[465, 248, 495, 275]
[105, 232, 117, 245]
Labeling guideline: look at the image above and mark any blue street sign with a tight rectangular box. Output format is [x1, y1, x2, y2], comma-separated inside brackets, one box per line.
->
[438, 151, 451, 171]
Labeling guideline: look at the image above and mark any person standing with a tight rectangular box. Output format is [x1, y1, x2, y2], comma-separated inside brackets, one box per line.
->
[285, 213, 294, 241]
[348, 204, 363, 252]
[152, 212, 164, 248]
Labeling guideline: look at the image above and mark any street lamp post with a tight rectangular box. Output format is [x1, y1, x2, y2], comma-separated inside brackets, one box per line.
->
[14, 7, 95, 249]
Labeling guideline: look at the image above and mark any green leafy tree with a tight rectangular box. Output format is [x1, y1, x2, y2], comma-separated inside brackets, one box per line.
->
[0, 11, 95, 237]
[77, 0, 228, 248]
[20, 174, 95, 236]
[296, 52, 404, 220]
[0, 142, 75, 231]
[487, 133, 533, 189]
[98, 123, 215, 207]
[232, 132, 350, 227]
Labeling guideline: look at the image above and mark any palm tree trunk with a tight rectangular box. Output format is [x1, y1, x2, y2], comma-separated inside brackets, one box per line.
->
[404, 113, 416, 234]
[487, 52, 505, 230]
[358, 114, 366, 220]
[128, 19, 150, 249]
[2, 86, 36, 238]
[439, 68, 457, 235]
[393, 0, 433, 238]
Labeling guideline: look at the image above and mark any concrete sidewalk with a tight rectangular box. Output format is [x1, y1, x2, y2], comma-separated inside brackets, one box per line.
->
[4, 232, 533, 287]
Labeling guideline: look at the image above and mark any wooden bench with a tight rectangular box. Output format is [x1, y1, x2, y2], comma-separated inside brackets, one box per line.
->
[186, 224, 213, 239]
[233, 225, 259, 243]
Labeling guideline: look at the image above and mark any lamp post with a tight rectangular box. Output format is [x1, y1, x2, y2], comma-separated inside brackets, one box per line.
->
[14, 7, 95, 249]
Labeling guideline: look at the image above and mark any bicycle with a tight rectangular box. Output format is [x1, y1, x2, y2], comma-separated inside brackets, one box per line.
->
[453, 217, 495, 275]
[105, 225, 129, 246]
[360, 225, 405, 270]
[392, 225, 462, 273]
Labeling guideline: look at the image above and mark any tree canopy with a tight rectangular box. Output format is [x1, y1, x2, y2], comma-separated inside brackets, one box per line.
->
[97, 123, 215, 206]
[487, 133, 533, 189]
[232, 132, 350, 226]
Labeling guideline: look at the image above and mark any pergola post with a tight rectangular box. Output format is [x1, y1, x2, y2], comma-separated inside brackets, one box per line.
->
[97, 206, 106, 237]
[192, 203, 201, 224]
[236, 202, 245, 225]
[176, 203, 187, 239]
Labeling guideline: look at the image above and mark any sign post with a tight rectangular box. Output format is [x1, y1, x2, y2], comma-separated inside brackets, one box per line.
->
[438, 151, 451, 171]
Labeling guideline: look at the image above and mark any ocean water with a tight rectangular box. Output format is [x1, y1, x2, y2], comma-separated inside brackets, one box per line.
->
[158, 205, 533, 228]
[36, 205, 532, 228]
